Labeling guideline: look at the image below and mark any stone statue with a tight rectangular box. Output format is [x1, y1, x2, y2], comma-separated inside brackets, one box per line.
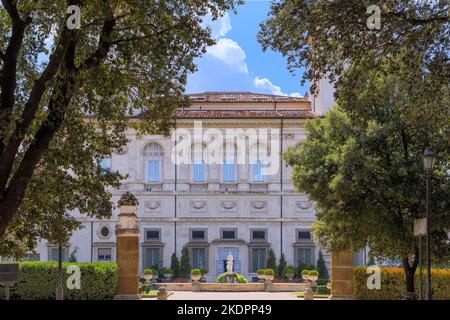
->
[226, 251, 234, 274]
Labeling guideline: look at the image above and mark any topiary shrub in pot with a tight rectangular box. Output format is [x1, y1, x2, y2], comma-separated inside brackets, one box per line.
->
[257, 269, 264, 280]
[284, 266, 295, 281]
[143, 268, 155, 282]
[264, 269, 275, 282]
[309, 270, 319, 282]
[301, 269, 310, 282]
[163, 268, 173, 281]
[191, 269, 202, 282]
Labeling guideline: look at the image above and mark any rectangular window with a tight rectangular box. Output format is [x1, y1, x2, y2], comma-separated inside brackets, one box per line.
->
[143, 248, 160, 269]
[193, 162, 206, 182]
[250, 248, 267, 273]
[191, 229, 206, 241]
[223, 162, 236, 182]
[100, 157, 112, 173]
[251, 161, 266, 182]
[297, 248, 314, 265]
[191, 248, 207, 270]
[297, 230, 311, 240]
[98, 248, 112, 262]
[221, 229, 236, 240]
[49, 247, 69, 262]
[145, 229, 161, 241]
[251, 230, 267, 242]
[147, 160, 160, 182]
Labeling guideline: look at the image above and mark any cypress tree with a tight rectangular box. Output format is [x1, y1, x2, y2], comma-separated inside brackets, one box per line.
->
[170, 253, 180, 278]
[179, 246, 191, 278]
[267, 248, 277, 272]
[316, 250, 329, 281]
[277, 253, 287, 278]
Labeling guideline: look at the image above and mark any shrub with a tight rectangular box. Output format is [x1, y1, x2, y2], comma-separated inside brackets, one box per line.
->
[284, 266, 295, 274]
[179, 246, 191, 278]
[200, 269, 208, 275]
[256, 269, 264, 275]
[353, 267, 450, 300]
[316, 285, 331, 295]
[301, 270, 310, 277]
[309, 270, 319, 277]
[277, 253, 287, 278]
[216, 272, 248, 283]
[316, 250, 329, 281]
[163, 268, 173, 274]
[267, 249, 277, 272]
[170, 253, 180, 278]
[191, 269, 201, 276]
[143, 268, 155, 275]
[0, 262, 118, 300]
[264, 269, 275, 276]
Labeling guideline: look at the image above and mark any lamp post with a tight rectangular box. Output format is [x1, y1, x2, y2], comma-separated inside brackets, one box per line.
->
[423, 147, 434, 300]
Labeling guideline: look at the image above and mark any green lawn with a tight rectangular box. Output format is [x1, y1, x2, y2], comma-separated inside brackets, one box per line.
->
[293, 292, 330, 298]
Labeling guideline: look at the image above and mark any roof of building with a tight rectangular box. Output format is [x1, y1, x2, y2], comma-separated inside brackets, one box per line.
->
[174, 109, 314, 119]
[186, 91, 309, 103]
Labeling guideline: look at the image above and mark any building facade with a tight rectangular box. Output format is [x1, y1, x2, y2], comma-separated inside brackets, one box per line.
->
[34, 91, 335, 281]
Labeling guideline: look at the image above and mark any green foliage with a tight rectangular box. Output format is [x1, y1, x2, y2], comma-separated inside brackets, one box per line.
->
[309, 270, 319, 277]
[0, 262, 117, 300]
[179, 246, 191, 278]
[316, 250, 329, 281]
[276, 253, 287, 278]
[284, 266, 295, 275]
[143, 269, 155, 275]
[163, 268, 173, 274]
[266, 248, 277, 272]
[200, 269, 208, 275]
[216, 272, 248, 283]
[301, 270, 310, 276]
[353, 267, 450, 300]
[256, 269, 264, 275]
[316, 285, 331, 296]
[170, 253, 180, 278]
[0, 0, 239, 255]
[296, 262, 315, 278]
[263, 269, 275, 276]
[191, 269, 201, 276]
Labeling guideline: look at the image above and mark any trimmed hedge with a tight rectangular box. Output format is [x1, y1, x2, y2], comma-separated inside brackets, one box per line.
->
[0, 262, 118, 300]
[353, 267, 450, 300]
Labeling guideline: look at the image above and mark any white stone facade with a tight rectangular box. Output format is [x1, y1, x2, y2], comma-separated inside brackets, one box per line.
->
[35, 92, 331, 281]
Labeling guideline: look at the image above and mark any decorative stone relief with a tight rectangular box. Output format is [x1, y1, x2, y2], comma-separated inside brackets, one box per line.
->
[296, 200, 312, 210]
[144, 200, 161, 211]
[220, 200, 238, 213]
[250, 200, 268, 213]
[190, 200, 208, 213]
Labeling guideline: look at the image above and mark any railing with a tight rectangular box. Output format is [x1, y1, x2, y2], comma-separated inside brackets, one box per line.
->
[144, 183, 163, 192]
[190, 182, 208, 192]
[219, 182, 238, 192]
[249, 182, 268, 192]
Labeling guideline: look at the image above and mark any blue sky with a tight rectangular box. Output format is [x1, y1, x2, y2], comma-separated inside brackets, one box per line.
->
[185, 1, 308, 97]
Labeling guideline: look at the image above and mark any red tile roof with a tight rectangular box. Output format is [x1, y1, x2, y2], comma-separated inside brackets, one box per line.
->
[175, 109, 314, 119]
[186, 92, 309, 103]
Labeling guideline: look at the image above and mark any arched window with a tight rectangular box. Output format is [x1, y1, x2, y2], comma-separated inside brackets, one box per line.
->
[250, 143, 268, 182]
[192, 143, 207, 182]
[222, 143, 237, 182]
[144, 143, 164, 182]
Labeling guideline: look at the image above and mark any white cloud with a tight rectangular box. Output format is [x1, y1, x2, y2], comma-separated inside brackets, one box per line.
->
[202, 12, 232, 39]
[253, 77, 302, 97]
[207, 38, 248, 74]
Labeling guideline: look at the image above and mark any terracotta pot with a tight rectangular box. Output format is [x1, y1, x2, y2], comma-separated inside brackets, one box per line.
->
[309, 275, 318, 282]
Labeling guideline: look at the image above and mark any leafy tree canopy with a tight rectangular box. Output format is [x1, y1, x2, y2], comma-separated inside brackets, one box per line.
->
[0, 0, 239, 257]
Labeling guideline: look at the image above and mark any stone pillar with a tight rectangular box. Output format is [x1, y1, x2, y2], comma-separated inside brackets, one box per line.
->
[330, 250, 354, 300]
[114, 192, 141, 300]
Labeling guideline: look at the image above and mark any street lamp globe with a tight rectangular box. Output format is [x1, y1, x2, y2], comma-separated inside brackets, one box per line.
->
[423, 147, 435, 172]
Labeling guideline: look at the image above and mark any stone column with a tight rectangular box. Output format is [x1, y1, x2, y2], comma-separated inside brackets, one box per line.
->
[330, 250, 354, 300]
[114, 192, 141, 300]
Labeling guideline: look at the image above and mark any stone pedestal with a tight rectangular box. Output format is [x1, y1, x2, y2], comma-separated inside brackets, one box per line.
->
[330, 250, 354, 300]
[114, 194, 141, 300]
[192, 281, 201, 292]
[265, 281, 274, 292]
